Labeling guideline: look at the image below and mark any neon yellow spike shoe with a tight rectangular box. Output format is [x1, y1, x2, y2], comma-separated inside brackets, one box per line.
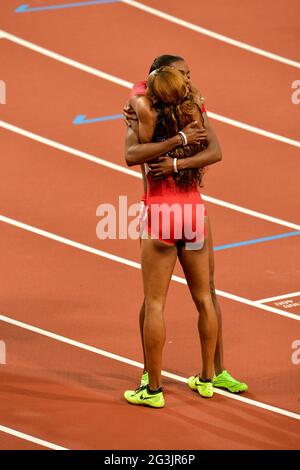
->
[187, 375, 214, 398]
[213, 370, 248, 393]
[124, 385, 165, 408]
[140, 371, 149, 387]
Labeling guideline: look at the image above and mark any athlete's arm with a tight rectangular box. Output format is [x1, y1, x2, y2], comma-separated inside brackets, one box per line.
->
[125, 96, 208, 166]
[149, 121, 222, 179]
[125, 126, 182, 167]
[125, 122, 207, 167]
[148, 118, 222, 178]
[149, 108, 222, 179]
[125, 96, 182, 166]
[177, 118, 222, 170]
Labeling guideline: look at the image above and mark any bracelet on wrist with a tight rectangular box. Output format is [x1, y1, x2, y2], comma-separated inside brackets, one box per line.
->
[178, 132, 185, 145]
[173, 157, 179, 173]
[178, 131, 188, 146]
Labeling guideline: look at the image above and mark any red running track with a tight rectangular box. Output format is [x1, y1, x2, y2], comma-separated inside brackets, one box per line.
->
[0, 0, 300, 449]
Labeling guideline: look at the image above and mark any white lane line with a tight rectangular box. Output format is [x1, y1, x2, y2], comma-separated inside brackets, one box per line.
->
[0, 120, 138, 179]
[207, 112, 300, 149]
[0, 30, 132, 89]
[169, 272, 300, 322]
[1, 30, 300, 148]
[201, 194, 300, 232]
[1, 119, 300, 232]
[0, 214, 141, 270]
[0, 425, 68, 450]
[0, 213, 299, 322]
[121, 0, 300, 69]
[1, 314, 299, 422]
[256, 291, 300, 304]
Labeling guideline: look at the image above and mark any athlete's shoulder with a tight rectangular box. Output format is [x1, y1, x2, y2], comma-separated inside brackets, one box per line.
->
[135, 95, 155, 121]
[130, 80, 147, 98]
[191, 84, 206, 113]
[129, 92, 152, 113]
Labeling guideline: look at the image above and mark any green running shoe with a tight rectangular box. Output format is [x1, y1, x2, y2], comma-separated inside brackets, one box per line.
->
[187, 375, 214, 398]
[124, 385, 165, 408]
[140, 371, 149, 387]
[213, 370, 248, 393]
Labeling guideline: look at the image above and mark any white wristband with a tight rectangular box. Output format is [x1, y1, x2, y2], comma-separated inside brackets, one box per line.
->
[173, 157, 179, 173]
[178, 131, 188, 146]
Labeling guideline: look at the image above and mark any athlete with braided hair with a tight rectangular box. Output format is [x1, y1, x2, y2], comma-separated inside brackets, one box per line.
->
[124, 66, 218, 407]
[124, 56, 248, 408]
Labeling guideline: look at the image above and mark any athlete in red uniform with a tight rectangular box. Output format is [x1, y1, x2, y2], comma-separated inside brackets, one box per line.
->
[124, 66, 221, 407]
[124, 56, 248, 407]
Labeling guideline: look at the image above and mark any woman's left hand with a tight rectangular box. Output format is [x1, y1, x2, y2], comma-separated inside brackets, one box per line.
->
[148, 156, 174, 179]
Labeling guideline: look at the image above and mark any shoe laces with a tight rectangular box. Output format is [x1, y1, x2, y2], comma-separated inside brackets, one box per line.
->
[196, 378, 212, 388]
[202, 380, 213, 388]
[134, 385, 147, 393]
[217, 370, 231, 380]
[222, 371, 238, 382]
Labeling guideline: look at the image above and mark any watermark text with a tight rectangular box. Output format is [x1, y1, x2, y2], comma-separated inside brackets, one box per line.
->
[0, 341, 6, 364]
[0, 80, 6, 104]
[291, 80, 300, 104]
[96, 196, 205, 249]
[291, 339, 300, 365]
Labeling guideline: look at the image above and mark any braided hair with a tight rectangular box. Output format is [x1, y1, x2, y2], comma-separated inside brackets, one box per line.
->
[147, 66, 208, 191]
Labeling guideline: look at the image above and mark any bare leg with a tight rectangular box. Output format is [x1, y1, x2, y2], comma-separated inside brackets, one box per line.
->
[138, 222, 148, 373]
[140, 217, 224, 376]
[141, 238, 177, 390]
[138, 299, 147, 373]
[205, 216, 225, 375]
[178, 239, 218, 380]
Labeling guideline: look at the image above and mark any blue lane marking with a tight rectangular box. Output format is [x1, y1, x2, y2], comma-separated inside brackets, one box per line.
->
[73, 114, 123, 125]
[214, 230, 300, 251]
[16, 0, 119, 13]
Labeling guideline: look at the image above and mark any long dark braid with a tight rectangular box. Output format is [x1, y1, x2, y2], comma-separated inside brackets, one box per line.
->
[153, 94, 208, 191]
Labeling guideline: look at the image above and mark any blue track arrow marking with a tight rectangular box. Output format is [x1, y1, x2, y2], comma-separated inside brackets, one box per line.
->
[73, 114, 123, 125]
[16, 1, 119, 13]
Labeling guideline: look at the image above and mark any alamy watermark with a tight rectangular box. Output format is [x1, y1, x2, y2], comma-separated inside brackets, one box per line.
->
[0, 80, 6, 104]
[0, 341, 6, 364]
[96, 196, 205, 250]
[291, 80, 300, 105]
[291, 339, 300, 365]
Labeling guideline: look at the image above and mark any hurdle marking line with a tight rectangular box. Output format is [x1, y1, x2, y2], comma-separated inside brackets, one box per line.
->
[256, 291, 300, 304]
